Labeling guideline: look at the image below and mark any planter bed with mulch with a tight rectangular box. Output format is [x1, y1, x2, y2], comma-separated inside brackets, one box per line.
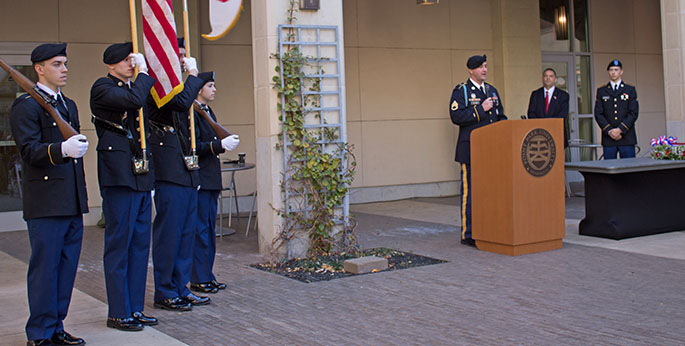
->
[251, 248, 447, 283]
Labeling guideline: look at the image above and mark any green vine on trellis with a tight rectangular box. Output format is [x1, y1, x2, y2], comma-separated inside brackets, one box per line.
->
[271, 1, 357, 257]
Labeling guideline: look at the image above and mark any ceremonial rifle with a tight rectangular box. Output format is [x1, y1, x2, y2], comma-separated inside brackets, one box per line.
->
[193, 102, 232, 139]
[0, 57, 79, 140]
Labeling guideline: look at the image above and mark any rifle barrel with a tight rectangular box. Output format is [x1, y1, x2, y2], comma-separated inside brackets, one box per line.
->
[0, 57, 78, 140]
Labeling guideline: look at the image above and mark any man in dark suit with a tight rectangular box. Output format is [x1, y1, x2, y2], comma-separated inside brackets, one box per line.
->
[10, 43, 89, 346]
[594, 59, 639, 159]
[527, 68, 570, 147]
[190, 72, 239, 294]
[449, 54, 507, 247]
[90, 42, 158, 331]
[148, 37, 210, 311]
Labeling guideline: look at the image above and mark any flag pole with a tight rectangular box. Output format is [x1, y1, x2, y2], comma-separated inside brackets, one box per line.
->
[129, 0, 150, 174]
[182, 0, 197, 156]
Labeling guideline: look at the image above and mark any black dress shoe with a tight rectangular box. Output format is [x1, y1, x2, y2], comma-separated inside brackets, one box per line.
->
[211, 279, 227, 290]
[50, 331, 85, 346]
[27, 339, 52, 346]
[461, 238, 477, 247]
[153, 296, 192, 311]
[183, 292, 211, 306]
[132, 311, 158, 326]
[106, 317, 144, 332]
[190, 282, 218, 294]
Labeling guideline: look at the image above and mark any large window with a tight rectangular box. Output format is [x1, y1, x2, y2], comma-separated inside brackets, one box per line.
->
[0, 63, 34, 212]
[540, 0, 594, 149]
[540, 0, 589, 53]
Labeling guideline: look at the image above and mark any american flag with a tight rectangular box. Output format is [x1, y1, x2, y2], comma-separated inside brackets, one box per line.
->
[142, 0, 183, 108]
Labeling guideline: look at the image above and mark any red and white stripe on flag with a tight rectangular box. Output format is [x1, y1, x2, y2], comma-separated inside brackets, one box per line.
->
[142, 0, 183, 108]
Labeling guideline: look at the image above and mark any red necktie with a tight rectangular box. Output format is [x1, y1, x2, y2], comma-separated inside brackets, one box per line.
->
[544, 90, 549, 113]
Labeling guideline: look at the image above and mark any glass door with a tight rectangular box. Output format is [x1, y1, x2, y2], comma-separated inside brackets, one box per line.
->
[542, 54, 595, 159]
[541, 54, 575, 144]
[0, 44, 37, 231]
[0, 64, 34, 213]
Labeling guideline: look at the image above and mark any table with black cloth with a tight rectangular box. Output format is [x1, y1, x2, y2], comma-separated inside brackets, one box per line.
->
[565, 157, 685, 240]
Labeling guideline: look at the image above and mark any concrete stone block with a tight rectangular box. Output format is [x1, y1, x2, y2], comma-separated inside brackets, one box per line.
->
[343, 256, 388, 274]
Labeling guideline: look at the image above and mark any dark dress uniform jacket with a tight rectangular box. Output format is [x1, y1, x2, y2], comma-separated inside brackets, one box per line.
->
[196, 104, 225, 191]
[10, 93, 88, 220]
[594, 82, 639, 146]
[449, 80, 507, 164]
[91, 73, 157, 191]
[147, 75, 204, 188]
[527, 87, 570, 147]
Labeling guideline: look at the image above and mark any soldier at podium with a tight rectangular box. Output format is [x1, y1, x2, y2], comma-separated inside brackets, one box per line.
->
[449, 54, 507, 247]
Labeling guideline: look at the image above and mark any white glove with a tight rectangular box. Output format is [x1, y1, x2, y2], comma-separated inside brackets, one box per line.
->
[182, 56, 197, 73]
[130, 53, 148, 73]
[221, 134, 239, 151]
[61, 134, 89, 158]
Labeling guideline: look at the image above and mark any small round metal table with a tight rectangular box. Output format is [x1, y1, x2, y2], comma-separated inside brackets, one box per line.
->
[218, 162, 256, 237]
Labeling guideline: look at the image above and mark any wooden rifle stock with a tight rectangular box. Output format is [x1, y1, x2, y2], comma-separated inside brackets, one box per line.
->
[193, 103, 232, 139]
[0, 57, 78, 140]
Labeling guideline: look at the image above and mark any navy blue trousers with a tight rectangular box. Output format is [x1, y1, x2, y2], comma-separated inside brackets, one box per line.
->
[603, 145, 636, 159]
[25, 216, 83, 340]
[101, 187, 152, 318]
[152, 182, 197, 301]
[460, 163, 472, 240]
[192, 190, 219, 284]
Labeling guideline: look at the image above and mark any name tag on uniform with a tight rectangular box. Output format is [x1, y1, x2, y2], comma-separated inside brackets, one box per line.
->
[602, 96, 610, 101]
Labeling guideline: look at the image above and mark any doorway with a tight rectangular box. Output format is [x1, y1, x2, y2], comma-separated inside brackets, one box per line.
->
[542, 54, 595, 157]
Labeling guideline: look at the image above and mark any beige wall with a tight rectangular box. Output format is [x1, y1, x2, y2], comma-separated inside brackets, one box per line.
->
[660, 0, 685, 140]
[198, 0, 256, 197]
[344, 0, 490, 190]
[590, 0, 665, 150]
[343, 0, 540, 194]
[0, 0, 671, 230]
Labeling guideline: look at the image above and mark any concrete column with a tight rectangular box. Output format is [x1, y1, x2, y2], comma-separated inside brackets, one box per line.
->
[490, 0, 541, 118]
[250, 1, 345, 256]
[661, 0, 685, 140]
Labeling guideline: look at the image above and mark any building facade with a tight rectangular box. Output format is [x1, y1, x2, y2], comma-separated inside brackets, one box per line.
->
[0, 0, 674, 254]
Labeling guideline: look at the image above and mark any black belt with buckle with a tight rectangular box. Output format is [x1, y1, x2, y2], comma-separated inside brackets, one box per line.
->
[150, 121, 175, 134]
[92, 115, 129, 137]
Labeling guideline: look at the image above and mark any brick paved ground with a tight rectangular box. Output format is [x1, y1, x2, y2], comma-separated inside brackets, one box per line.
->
[1, 197, 684, 345]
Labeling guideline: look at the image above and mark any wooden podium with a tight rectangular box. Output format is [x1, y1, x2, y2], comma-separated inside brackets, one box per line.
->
[470, 119, 565, 255]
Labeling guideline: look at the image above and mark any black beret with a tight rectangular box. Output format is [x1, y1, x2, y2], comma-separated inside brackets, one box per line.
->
[103, 42, 133, 64]
[607, 59, 622, 70]
[177, 37, 185, 49]
[30, 43, 67, 63]
[467, 54, 487, 69]
[198, 71, 215, 86]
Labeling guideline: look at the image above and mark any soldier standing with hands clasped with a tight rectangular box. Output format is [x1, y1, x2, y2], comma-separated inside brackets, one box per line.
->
[594, 59, 639, 159]
[11, 43, 89, 346]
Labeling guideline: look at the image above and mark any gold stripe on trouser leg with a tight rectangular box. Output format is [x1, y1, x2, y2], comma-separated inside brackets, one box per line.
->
[461, 163, 468, 240]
